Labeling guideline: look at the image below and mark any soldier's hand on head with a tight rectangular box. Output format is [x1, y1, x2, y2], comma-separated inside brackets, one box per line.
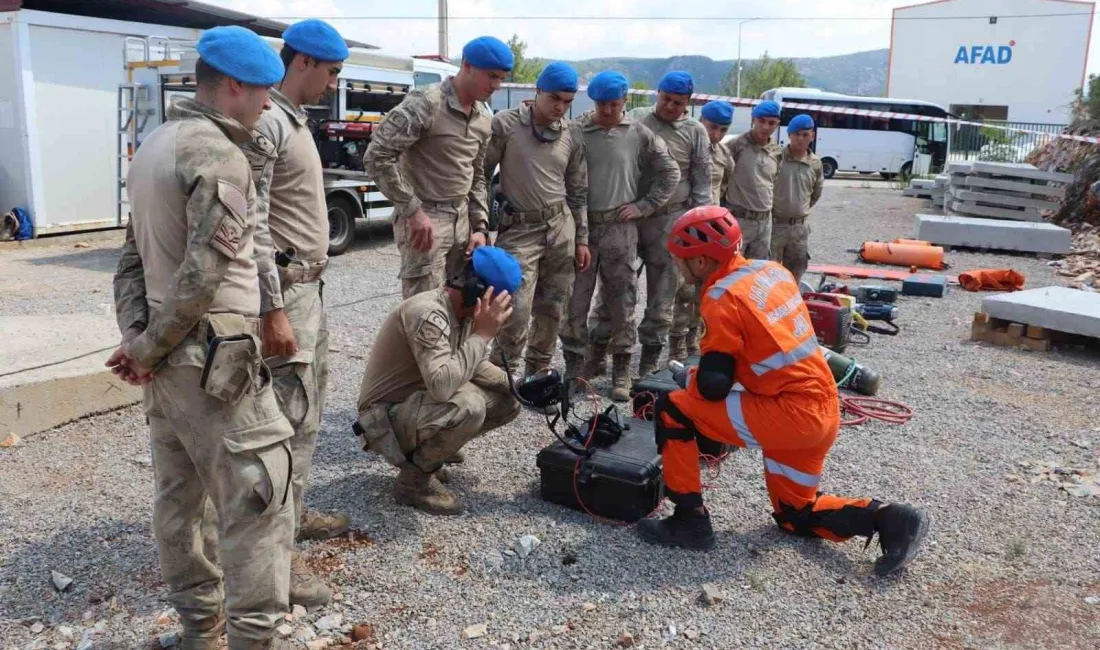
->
[465, 231, 488, 258]
[618, 203, 643, 222]
[472, 286, 514, 341]
[407, 209, 434, 253]
[262, 308, 299, 358]
[575, 244, 592, 272]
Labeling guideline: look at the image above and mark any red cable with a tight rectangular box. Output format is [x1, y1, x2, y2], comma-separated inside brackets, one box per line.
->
[839, 394, 914, 426]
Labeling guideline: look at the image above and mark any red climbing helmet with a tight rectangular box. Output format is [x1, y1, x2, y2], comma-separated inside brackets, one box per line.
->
[666, 206, 743, 263]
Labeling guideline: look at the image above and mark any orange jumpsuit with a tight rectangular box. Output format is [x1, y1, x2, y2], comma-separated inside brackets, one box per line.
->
[658, 254, 880, 541]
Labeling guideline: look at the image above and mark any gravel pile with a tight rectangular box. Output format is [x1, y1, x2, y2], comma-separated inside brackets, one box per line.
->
[2, 185, 1099, 649]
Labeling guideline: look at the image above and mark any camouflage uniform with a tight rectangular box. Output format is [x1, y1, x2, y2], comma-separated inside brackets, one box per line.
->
[355, 288, 520, 512]
[113, 98, 294, 645]
[591, 106, 711, 375]
[725, 131, 781, 260]
[671, 140, 733, 359]
[364, 78, 492, 298]
[482, 104, 587, 375]
[771, 145, 825, 283]
[561, 110, 678, 399]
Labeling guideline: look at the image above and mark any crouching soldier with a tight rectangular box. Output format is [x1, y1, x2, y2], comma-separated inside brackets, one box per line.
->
[353, 247, 523, 514]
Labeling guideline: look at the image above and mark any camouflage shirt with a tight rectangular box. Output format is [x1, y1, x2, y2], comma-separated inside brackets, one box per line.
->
[364, 78, 491, 232]
[725, 131, 782, 213]
[575, 110, 679, 215]
[114, 98, 264, 369]
[710, 141, 733, 206]
[773, 145, 825, 219]
[483, 104, 589, 244]
[629, 106, 712, 209]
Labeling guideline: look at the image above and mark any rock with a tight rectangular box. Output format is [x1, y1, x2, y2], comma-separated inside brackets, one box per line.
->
[663, 623, 677, 643]
[615, 631, 636, 648]
[685, 628, 700, 641]
[30, 622, 44, 634]
[276, 624, 294, 637]
[131, 455, 153, 467]
[551, 624, 569, 635]
[1086, 596, 1100, 605]
[294, 627, 317, 642]
[74, 242, 91, 249]
[508, 632, 521, 642]
[314, 614, 343, 631]
[582, 602, 597, 612]
[157, 632, 179, 648]
[155, 609, 176, 626]
[332, 593, 343, 602]
[57, 626, 73, 639]
[75, 639, 93, 650]
[462, 623, 488, 639]
[305, 640, 331, 650]
[502, 549, 516, 557]
[515, 535, 541, 559]
[351, 624, 375, 641]
[291, 604, 308, 619]
[0, 432, 21, 448]
[700, 583, 724, 606]
[50, 571, 73, 592]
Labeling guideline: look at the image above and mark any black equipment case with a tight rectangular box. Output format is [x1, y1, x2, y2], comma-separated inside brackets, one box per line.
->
[535, 416, 663, 523]
[630, 356, 699, 419]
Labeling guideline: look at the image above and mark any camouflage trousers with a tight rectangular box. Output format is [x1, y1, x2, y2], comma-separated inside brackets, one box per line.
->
[730, 207, 773, 260]
[145, 328, 294, 643]
[561, 214, 638, 356]
[592, 207, 685, 348]
[395, 200, 470, 299]
[671, 279, 701, 338]
[770, 216, 811, 283]
[266, 279, 329, 534]
[490, 205, 575, 373]
[359, 383, 520, 473]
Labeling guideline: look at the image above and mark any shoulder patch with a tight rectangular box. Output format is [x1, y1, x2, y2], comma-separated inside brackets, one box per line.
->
[209, 180, 248, 258]
[414, 310, 451, 347]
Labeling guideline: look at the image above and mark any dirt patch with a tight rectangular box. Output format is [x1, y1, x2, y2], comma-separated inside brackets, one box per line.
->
[950, 373, 1096, 430]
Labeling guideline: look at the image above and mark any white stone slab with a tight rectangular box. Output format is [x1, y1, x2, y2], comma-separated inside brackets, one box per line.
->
[982, 287, 1100, 338]
[969, 161, 1074, 184]
[910, 179, 936, 189]
[948, 200, 1044, 222]
[915, 214, 1071, 254]
[950, 188, 1060, 211]
[961, 175, 1066, 198]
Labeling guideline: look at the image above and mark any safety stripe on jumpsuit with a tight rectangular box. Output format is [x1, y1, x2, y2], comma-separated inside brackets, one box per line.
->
[764, 457, 821, 488]
[750, 337, 820, 376]
[706, 260, 767, 301]
[724, 392, 761, 449]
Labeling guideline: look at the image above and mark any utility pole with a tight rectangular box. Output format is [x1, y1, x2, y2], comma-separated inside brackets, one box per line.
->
[736, 18, 759, 98]
[438, 0, 449, 58]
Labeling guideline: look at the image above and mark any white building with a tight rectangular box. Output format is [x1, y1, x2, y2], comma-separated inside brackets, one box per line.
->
[887, 0, 1094, 124]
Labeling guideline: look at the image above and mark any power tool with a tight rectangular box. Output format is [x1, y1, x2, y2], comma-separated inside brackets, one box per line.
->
[854, 302, 900, 335]
[853, 285, 898, 304]
[802, 292, 852, 353]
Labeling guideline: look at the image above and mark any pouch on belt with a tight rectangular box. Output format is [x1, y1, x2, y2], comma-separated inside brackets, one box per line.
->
[354, 403, 408, 467]
[199, 312, 264, 404]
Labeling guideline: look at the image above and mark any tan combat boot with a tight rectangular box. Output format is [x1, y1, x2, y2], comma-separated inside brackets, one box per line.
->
[637, 345, 663, 378]
[290, 551, 332, 610]
[584, 343, 608, 378]
[563, 351, 586, 383]
[394, 465, 464, 515]
[610, 353, 633, 403]
[685, 328, 700, 358]
[667, 335, 687, 364]
[297, 509, 351, 542]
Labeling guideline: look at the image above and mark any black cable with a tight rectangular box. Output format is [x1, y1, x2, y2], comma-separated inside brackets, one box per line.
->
[0, 346, 116, 379]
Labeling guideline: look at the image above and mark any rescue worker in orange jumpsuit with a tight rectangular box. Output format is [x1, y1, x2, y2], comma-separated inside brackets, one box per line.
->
[637, 206, 930, 576]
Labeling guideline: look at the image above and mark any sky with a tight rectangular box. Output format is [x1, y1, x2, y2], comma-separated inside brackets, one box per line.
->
[209, 0, 1100, 76]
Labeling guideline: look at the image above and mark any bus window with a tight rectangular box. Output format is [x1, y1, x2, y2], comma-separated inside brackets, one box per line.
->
[931, 122, 948, 143]
[414, 71, 442, 87]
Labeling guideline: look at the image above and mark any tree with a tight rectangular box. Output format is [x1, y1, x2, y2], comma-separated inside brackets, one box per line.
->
[627, 80, 651, 110]
[1071, 73, 1100, 123]
[722, 52, 805, 98]
[505, 34, 540, 84]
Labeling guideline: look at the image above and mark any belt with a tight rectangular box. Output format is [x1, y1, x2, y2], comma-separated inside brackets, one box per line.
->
[192, 314, 262, 341]
[278, 258, 328, 287]
[652, 200, 689, 217]
[588, 208, 623, 225]
[420, 197, 468, 210]
[502, 201, 565, 226]
[774, 216, 808, 225]
[730, 207, 771, 221]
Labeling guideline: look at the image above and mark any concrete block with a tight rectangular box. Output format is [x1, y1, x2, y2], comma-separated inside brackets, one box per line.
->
[0, 314, 142, 438]
[910, 179, 936, 189]
[982, 287, 1100, 338]
[903, 188, 934, 198]
[949, 188, 1060, 211]
[947, 200, 1044, 222]
[915, 214, 1071, 254]
[947, 162, 975, 175]
[969, 161, 1074, 184]
[962, 175, 1066, 199]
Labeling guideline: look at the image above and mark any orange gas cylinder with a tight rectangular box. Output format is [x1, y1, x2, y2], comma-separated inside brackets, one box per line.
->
[892, 238, 932, 246]
[859, 241, 946, 269]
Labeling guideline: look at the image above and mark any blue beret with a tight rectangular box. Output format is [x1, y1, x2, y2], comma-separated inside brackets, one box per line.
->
[462, 36, 514, 72]
[472, 246, 522, 296]
[752, 100, 781, 119]
[788, 114, 815, 133]
[658, 70, 694, 95]
[283, 19, 349, 62]
[536, 61, 578, 93]
[587, 70, 629, 102]
[196, 26, 285, 86]
[701, 101, 733, 126]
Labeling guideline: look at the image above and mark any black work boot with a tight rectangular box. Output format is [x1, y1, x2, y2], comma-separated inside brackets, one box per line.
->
[637, 506, 716, 551]
[872, 503, 930, 576]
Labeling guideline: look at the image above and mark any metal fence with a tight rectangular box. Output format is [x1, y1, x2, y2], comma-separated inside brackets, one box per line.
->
[947, 120, 1066, 164]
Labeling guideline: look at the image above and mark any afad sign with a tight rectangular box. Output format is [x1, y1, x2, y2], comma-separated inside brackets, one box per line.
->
[954, 40, 1015, 65]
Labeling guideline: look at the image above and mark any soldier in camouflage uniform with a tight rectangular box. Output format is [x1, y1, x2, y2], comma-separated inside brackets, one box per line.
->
[670, 100, 734, 361]
[364, 36, 513, 299]
[726, 100, 782, 260]
[590, 71, 711, 378]
[771, 114, 825, 283]
[483, 61, 588, 380]
[560, 71, 679, 403]
[109, 27, 293, 650]
[354, 247, 522, 514]
[240, 19, 350, 611]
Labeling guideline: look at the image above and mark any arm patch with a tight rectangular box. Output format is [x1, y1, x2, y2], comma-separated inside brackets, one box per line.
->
[414, 310, 451, 348]
[209, 180, 248, 258]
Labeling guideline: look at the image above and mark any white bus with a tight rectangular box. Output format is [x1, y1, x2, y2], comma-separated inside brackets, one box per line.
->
[760, 88, 951, 179]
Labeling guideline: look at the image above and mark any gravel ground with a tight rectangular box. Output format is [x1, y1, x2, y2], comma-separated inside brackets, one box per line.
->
[2, 184, 1100, 650]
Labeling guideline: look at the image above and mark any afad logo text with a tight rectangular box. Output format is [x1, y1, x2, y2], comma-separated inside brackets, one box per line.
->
[954, 41, 1015, 64]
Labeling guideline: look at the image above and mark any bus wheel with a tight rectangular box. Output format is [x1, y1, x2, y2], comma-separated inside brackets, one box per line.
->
[899, 162, 913, 179]
[327, 196, 356, 257]
[880, 172, 896, 180]
[821, 158, 838, 179]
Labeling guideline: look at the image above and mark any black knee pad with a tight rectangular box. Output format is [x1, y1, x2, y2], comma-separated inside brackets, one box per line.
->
[653, 394, 696, 452]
